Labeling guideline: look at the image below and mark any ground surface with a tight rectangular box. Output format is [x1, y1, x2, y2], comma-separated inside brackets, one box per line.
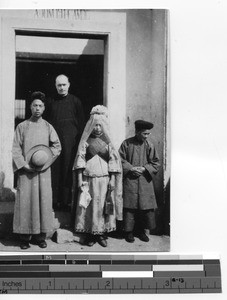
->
[0, 232, 170, 253]
[0, 211, 170, 253]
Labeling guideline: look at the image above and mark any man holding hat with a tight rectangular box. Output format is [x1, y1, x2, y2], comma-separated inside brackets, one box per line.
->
[12, 91, 61, 249]
[119, 120, 160, 243]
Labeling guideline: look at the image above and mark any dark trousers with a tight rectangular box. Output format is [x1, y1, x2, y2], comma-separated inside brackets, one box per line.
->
[123, 208, 156, 233]
[51, 136, 79, 206]
[20, 233, 46, 242]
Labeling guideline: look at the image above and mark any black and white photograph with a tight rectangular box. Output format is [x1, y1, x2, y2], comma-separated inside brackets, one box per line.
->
[0, 8, 170, 252]
[1, 0, 227, 298]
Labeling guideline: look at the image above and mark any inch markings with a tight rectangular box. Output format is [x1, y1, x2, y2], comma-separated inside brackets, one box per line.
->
[0, 255, 222, 294]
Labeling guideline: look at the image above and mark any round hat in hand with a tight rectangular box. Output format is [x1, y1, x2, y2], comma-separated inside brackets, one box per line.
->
[26, 144, 56, 172]
[31, 150, 49, 167]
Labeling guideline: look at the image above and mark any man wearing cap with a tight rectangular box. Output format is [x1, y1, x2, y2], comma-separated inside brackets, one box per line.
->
[12, 91, 61, 249]
[119, 120, 160, 243]
[45, 74, 85, 210]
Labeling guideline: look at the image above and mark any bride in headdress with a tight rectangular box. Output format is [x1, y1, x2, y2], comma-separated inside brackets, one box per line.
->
[73, 105, 122, 247]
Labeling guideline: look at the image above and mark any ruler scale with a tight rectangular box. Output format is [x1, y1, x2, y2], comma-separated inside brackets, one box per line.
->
[0, 255, 222, 294]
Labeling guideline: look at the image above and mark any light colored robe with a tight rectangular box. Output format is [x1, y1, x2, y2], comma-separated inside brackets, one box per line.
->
[12, 117, 61, 234]
[74, 135, 122, 234]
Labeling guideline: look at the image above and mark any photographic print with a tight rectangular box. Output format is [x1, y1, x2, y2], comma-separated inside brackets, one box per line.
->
[0, 9, 170, 252]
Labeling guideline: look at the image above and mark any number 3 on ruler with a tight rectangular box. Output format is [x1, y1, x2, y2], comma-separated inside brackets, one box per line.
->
[165, 280, 170, 287]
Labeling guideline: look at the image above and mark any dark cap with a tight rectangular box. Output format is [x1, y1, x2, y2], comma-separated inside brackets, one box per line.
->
[135, 120, 154, 131]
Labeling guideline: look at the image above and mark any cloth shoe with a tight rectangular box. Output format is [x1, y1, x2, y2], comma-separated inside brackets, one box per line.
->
[38, 241, 47, 248]
[137, 231, 149, 242]
[87, 240, 95, 247]
[20, 241, 30, 250]
[85, 235, 95, 247]
[96, 235, 107, 247]
[125, 232, 135, 243]
[30, 238, 47, 248]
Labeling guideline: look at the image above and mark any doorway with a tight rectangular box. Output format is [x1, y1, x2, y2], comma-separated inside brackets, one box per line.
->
[14, 33, 105, 188]
[0, 11, 126, 189]
[15, 33, 105, 127]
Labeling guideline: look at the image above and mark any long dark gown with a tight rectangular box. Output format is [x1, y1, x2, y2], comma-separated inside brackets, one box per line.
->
[45, 93, 85, 207]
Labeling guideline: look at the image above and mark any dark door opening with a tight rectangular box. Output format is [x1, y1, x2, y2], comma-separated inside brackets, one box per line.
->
[14, 34, 105, 187]
[15, 34, 105, 127]
[15, 53, 104, 125]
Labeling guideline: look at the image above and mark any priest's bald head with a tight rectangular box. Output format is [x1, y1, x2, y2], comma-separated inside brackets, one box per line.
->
[55, 74, 70, 97]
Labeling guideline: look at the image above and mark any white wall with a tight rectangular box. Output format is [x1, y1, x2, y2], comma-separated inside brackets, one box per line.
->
[124, 9, 168, 201]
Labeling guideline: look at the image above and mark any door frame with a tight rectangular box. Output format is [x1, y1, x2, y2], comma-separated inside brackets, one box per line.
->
[0, 11, 126, 188]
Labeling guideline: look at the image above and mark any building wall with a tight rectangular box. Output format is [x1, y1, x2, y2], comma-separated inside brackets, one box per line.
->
[124, 9, 168, 203]
[0, 9, 127, 190]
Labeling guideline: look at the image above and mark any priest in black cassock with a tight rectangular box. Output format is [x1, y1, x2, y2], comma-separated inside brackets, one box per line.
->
[45, 74, 85, 210]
